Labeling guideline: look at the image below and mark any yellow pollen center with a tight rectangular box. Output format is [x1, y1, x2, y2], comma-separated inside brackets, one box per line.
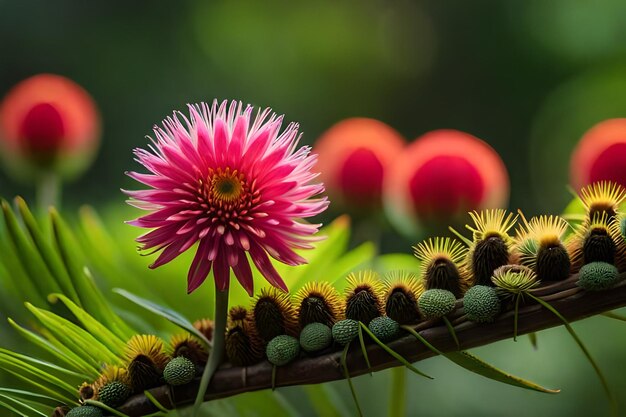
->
[211, 168, 244, 203]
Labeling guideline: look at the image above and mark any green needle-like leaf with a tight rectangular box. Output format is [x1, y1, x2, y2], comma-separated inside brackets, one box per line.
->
[8, 318, 97, 377]
[50, 208, 135, 339]
[15, 197, 80, 304]
[513, 294, 521, 342]
[341, 343, 363, 417]
[144, 390, 170, 413]
[0, 393, 48, 417]
[442, 317, 460, 349]
[25, 303, 121, 367]
[114, 288, 210, 347]
[84, 399, 131, 417]
[528, 293, 617, 415]
[401, 326, 560, 394]
[359, 323, 432, 380]
[357, 324, 372, 376]
[1, 200, 59, 304]
[48, 293, 126, 355]
[602, 311, 626, 322]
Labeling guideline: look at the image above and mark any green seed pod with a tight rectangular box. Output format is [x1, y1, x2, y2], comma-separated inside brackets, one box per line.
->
[299, 322, 332, 353]
[578, 261, 620, 291]
[266, 335, 300, 366]
[65, 406, 104, 417]
[163, 356, 196, 386]
[463, 285, 501, 323]
[332, 319, 360, 345]
[97, 380, 131, 408]
[418, 289, 456, 319]
[368, 316, 400, 342]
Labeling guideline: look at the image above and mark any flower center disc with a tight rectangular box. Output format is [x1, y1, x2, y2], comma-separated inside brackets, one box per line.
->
[210, 168, 244, 203]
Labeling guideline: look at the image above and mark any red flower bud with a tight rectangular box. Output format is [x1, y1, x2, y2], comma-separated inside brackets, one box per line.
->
[0, 74, 100, 179]
[384, 129, 509, 234]
[314, 118, 405, 210]
[570, 118, 626, 190]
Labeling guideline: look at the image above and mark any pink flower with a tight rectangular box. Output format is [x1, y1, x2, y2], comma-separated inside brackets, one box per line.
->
[125, 100, 328, 296]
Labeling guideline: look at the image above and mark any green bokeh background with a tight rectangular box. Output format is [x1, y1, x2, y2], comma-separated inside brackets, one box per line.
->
[2, 1, 626, 416]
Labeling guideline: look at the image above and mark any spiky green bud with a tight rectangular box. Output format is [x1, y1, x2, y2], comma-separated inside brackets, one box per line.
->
[163, 356, 196, 386]
[97, 381, 131, 407]
[332, 319, 360, 345]
[621, 217, 626, 240]
[418, 289, 456, 319]
[578, 261, 620, 291]
[368, 316, 400, 342]
[463, 285, 501, 323]
[299, 322, 332, 352]
[66, 406, 104, 417]
[266, 335, 300, 366]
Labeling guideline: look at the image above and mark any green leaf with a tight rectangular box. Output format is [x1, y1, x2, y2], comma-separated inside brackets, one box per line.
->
[1, 200, 59, 305]
[287, 215, 352, 291]
[327, 242, 376, 290]
[0, 393, 48, 417]
[0, 396, 40, 417]
[341, 343, 363, 417]
[84, 399, 131, 417]
[25, 303, 121, 367]
[401, 325, 559, 394]
[48, 293, 126, 356]
[528, 293, 616, 414]
[358, 323, 432, 380]
[8, 318, 99, 378]
[0, 387, 63, 406]
[442, 317, 460, 349]
[357, 325, 372, 376]
[50, 208, 135, 340]
[0, 351, 78, 403]
[446, 351, 560, 394]
[602, 311, 626, 322]
[114, 288, 211, 347]
[15, 197, 81, 304]
[0, 348, 86, 383]
[144, 390, 170, 413]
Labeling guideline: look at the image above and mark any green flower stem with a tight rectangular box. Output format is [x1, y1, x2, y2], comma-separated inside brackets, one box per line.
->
[442, 317, 459, 349]
[84, 400, 130, 417]
[37, 173, 60, 214]
[388, 367, 406, 417]
[513, 294, 521, 342]
[357, 324, 372, 375]
[341, 343, 364, 417]
[193, 285, 229, 416]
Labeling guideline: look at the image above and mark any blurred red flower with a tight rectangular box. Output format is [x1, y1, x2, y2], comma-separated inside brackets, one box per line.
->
[384, 129, 509, 234]
[314, 118, 405, 211]
[570, 118, 626, 190]
[0, 74, 100, 178]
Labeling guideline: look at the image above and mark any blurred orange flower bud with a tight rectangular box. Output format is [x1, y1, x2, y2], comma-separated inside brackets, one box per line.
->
[384, 129, 509, 234]
[314, 118, 405, 211]
[570, 119, 626, 190]
[0, 74, 100, 180]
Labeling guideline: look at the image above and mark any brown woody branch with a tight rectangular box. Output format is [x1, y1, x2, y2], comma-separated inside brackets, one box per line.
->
[118, 274, 626, 417]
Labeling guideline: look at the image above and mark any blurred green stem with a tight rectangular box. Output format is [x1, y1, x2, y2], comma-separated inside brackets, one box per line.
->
[37, 173, 60, 213]
[389, 367, 406, 417]
[193, 284, 229, 416]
